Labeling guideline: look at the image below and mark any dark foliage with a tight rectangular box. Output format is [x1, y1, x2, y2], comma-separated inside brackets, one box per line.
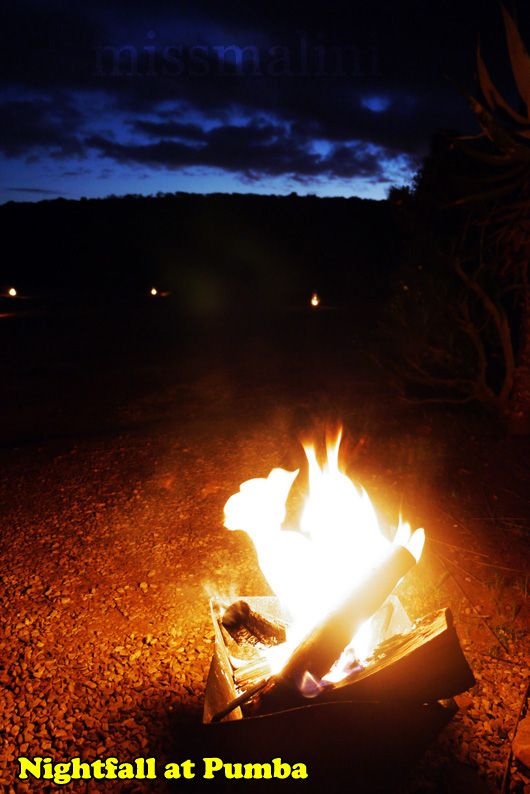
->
[381, 134, 523, 414]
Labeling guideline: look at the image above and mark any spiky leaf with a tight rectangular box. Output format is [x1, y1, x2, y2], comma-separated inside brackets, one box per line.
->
[463, 90, 530, 156]
[501, 5, 530, 110]
[477, 43, 530, 125]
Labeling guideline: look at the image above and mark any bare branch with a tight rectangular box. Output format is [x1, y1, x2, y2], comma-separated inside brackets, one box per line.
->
[399, 394, 479, 406]
[452, 256, 515, 402]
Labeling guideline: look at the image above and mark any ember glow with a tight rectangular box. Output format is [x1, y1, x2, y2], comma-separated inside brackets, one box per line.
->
[224, 431, 424, 679]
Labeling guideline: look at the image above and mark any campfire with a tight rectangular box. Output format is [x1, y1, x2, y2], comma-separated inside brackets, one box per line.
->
[203, 432, 474, 783]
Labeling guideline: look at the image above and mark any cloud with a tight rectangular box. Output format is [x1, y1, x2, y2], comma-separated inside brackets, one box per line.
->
[7, 187, 68, 195]
[0, 0, 495, 194]
[86, 119, 411, 181]
[131, 119, 209, 141]
[61, 167, 92, 176]
[0, 98, 83, 158]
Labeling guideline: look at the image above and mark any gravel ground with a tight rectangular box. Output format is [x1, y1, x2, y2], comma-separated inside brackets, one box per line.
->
[0, 374, 529, 793]
[0, 398, 288, 792]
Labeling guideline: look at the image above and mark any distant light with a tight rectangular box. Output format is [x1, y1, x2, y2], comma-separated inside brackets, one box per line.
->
[8, 287, 17, 297]
[150, 287, 158, 296]
[310, 292, 320, 308]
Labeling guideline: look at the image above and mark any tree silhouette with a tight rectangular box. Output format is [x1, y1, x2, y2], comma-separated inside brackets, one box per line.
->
[381, 8, 530, 433]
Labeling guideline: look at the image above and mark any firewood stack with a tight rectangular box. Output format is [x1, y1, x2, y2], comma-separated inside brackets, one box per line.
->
[202, 568, 474, 792]
[204, 446, 475, 790]
[204, 546, 475, 725]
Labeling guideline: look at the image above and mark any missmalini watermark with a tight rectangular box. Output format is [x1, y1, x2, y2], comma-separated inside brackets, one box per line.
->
[94, 32, 381, 78]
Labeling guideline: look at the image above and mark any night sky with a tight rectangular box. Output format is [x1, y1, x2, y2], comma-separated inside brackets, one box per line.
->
[0, 0, 522, 204]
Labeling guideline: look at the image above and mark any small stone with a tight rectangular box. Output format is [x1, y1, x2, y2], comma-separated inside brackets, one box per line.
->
[455, 693, 473, 711]
[513, 715, 530, 768]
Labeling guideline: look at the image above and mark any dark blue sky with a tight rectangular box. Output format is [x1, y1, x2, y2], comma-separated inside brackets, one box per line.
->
[0, 0, 519, 203]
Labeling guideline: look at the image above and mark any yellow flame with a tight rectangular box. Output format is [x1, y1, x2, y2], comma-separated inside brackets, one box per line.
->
[8, 287, 17, 297]
[310, 292, 320, 307]
[150, 287, 158, 296]
[223, 432, 424, 674]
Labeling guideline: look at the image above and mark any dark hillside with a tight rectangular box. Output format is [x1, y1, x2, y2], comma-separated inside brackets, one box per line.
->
[1, 193, 398, 312]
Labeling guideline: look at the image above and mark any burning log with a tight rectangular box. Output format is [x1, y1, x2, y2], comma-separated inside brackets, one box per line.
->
[222, 600, 287, 647]
[233, 657, 271, 687]
[250, 608, 474, 716]
[272, 545, 418, 692]
[204, 596, 474, 727]
[330, 608, 475, 702]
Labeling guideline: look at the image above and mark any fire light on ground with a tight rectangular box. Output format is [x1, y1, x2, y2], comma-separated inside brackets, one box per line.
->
[223, 431, 425, 681]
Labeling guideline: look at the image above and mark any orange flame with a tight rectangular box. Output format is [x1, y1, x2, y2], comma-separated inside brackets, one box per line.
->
[224, 432, 424, 675]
